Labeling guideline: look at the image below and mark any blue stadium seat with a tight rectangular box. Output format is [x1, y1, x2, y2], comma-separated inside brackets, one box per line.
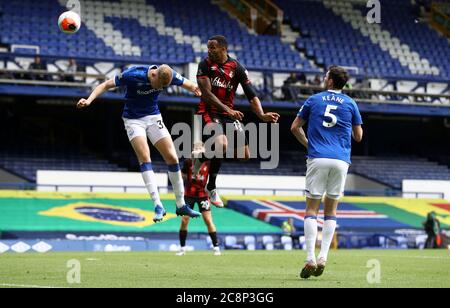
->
[277, 0, 450, 79]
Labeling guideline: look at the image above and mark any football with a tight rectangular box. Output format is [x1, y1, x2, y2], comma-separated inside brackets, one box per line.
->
[58, 11, 81, 34]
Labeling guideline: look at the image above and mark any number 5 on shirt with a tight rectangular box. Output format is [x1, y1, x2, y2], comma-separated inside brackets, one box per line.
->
[323, 105, 338, 128]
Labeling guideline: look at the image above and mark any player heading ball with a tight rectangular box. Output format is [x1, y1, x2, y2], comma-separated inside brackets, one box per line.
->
[193, 35, 281, 207]
[77, 64, 203, 222]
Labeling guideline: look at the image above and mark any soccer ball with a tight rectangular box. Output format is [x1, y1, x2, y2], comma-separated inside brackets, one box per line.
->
[58, 11, 81, 34]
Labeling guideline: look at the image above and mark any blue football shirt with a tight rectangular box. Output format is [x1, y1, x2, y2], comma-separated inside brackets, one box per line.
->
[297, 90, 363, 164]
[115, 65, 185, 119]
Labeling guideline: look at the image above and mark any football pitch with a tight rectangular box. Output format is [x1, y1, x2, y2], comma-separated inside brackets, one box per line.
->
[1, 250, 449, 288]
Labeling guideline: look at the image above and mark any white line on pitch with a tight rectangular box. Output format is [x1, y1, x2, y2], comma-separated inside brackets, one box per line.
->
[0, 283, 70, 289]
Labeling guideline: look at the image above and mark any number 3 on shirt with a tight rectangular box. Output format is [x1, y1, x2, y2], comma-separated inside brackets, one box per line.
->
[157, 120, 164, 129]
[323, 105, 338, 128]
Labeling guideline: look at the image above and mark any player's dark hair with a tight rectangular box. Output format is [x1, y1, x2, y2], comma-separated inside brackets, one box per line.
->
[209, 35, 228, 49]
[328, 65, 349, 89]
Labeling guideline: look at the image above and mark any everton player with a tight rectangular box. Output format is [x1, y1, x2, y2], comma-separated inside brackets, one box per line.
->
[177, 143, 221, 256]
[194, 35, 280, 207]
[291, 65, 363, 279]
[77, 64, 202, 222]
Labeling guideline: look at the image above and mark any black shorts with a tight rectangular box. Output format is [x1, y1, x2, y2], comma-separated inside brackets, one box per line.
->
[185, 196, 210, 213]
[201, 113, 249, 147]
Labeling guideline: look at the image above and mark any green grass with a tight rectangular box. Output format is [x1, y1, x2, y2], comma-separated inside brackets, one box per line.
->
[1, 250, 449, 288]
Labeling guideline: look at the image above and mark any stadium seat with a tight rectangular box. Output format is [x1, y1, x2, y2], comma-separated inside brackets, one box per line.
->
[350, 156, 450, 189]
[427, 83, 448, 95]
[244, 236, 256, 251]
[396, 236, 408, 249]
[277, 0, 450, 79]
[0, 149, 126, 182]
[262, 235, 274, 251]
[299, 236, 306, 250]
[281, 236, 293, 251]
[415, 235, 427, 250]
[224, 236, 244, 250]
[396, 80, 418, 93]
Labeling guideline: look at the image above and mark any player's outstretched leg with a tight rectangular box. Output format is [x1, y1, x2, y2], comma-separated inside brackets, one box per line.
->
[168, 163, 201, 218]
[140, 162, 167, 223]
[155, 137, 201, 218]
[197, 135, 226, 208]
[132, 136, 167, 223]
[206, 158, 224, 207]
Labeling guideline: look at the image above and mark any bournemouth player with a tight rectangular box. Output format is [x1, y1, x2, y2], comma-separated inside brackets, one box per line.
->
[194, 35, 280, 207]
[177, 144, 221, 256]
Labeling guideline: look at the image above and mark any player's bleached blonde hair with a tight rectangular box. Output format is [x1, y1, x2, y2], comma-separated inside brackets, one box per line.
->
[157, 64, 173, 87]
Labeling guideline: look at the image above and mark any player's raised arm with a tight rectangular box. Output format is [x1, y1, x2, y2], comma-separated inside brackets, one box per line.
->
[181, 79, 202, 97]
[291, 116, 308, 149]
[249, 97, 280, 123]
[236, 63, 280, 123]
[77, 79, 116, 109]
[166, 66, 201, 97]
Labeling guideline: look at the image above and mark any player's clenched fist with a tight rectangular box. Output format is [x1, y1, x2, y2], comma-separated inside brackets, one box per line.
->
[261, 112, 280, 123]
[77, 98, 91, 109]
[228, 110, 244, 121]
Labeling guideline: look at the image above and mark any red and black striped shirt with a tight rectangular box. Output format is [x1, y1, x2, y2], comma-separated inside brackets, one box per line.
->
[182, 159, 210, 199]
[196, 56, 256, 116]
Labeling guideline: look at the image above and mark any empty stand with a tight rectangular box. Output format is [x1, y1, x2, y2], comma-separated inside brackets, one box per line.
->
[0, 150, 127, 182]
[0, 0, 315, 71]
[279, 0, 450, 80]
[350, 156, 450, 189]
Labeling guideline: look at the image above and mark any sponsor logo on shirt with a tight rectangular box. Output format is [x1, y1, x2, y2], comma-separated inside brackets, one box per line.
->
[211, 77, 233, 90]
[137, 89, 162, 95]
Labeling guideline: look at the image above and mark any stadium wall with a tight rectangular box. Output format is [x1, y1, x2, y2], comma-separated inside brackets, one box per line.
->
[36, 170, 169, 193]
[36, 170, 388, 195]
[1, 191, 449, 252]
[403, 180, 450, 200]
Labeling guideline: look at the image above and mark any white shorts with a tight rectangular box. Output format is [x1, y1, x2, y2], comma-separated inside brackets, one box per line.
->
[305, 158, 350, 200]
[123, 114, 171, 145]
